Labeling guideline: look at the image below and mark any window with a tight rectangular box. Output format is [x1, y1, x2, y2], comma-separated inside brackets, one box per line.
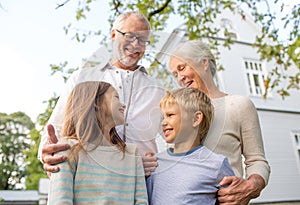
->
[221, 18, 233, 30]
[220, 18, 238, 40]
[294, 132, 300, 156]
[292, 131, 300, 166]
[244, 59, 268, 97]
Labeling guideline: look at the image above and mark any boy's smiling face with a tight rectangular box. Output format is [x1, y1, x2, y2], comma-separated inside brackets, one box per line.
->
[161, 102, 194, 144]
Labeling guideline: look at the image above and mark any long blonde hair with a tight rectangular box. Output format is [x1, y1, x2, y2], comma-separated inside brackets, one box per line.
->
[61, 81, 126, 165]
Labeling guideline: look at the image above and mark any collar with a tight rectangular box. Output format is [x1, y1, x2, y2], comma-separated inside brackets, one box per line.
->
[167, 145, 203, 156]
[99, 62, 148, 75]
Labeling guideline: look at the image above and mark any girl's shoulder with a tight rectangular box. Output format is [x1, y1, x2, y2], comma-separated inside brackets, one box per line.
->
[52, 138, 78, 157]
[58, 137, 78, 147]
[125, 142, 138, 155]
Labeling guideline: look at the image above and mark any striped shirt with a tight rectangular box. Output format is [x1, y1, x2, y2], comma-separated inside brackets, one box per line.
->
[48, 139, 148, 205]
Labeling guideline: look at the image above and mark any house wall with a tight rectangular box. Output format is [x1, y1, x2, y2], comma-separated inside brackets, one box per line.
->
[252, 110, 300, 203]
[204, 8, 300, 202]
[213, 21, 300, 204]
[218, 42, 300, 111]
[148, 6, 300, 203]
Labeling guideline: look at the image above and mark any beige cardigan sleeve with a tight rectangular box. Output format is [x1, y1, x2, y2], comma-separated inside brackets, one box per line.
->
[204, 95, 270, 185]
[237, 96, 270, 185]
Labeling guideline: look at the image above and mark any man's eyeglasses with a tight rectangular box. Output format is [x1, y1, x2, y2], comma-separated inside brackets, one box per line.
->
[115, 29, 150, 46]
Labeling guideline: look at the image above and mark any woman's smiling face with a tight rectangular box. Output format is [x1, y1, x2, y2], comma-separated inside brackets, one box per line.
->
[169, 57, 205, 91]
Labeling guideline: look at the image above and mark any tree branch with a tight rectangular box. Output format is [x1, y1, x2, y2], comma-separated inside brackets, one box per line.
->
[112, 0, 122, 15]
[263, 0, 277, 31]
[56, 0, 71, 9]
[147, 0, 172, 21]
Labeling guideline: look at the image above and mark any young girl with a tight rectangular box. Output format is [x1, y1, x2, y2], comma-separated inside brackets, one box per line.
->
[48, 81, 148, 205]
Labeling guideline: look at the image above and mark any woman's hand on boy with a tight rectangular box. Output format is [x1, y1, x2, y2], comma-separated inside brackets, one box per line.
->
[218, 174, 265, 205]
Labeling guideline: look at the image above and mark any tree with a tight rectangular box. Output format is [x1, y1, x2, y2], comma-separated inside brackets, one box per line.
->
[53, 0, 299, 98]
[0, 112, 34, 190]
[24, 128, 47, 190]
[24, 64, 77, 190]
[24, 95, 60, 190]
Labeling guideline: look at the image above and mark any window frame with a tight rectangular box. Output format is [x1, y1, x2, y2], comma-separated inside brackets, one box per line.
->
[243, 58, 270, 97]
[291, 131, 300, 173]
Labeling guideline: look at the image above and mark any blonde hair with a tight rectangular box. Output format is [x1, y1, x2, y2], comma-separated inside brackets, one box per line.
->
[169, 40, 217, 77]
[160, 87, 213, 144]
[61, 81, 126, 165]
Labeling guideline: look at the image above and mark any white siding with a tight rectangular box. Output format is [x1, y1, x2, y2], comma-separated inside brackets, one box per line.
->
[252, 111, 300, 202]
[209, 9, 300, 202]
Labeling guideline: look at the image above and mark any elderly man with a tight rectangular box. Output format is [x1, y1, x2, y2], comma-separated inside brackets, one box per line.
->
[39, 11, 164, 176]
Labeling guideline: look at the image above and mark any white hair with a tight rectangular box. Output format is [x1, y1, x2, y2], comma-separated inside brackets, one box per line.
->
[112, 11, 150, 31]
[169, 40, 217, 77]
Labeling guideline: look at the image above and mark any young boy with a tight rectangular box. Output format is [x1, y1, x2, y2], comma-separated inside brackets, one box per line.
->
[146, 87, 234, 205]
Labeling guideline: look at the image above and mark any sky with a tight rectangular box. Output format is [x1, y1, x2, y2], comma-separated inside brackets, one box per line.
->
[0, 0, 182, 121]
[0, 0, 112, 121]
[0, 0, 299, 121]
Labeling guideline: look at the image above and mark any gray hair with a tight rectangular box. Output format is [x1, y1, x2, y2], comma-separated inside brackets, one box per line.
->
[169, 40, 217, 77]
[112, 11, 150, 31]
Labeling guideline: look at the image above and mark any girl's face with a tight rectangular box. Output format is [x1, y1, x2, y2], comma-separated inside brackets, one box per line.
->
[103, 86, 126, 126]
[169, 57, 206, 91]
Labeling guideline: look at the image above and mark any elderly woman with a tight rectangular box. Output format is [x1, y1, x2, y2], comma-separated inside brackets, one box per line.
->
[168, 40, 270, 205]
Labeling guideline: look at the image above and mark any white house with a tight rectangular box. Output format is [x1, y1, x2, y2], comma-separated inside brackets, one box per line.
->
[153, 7, 300, 205]
[51, 6, 300, 204]
[0, 190, 39, 205]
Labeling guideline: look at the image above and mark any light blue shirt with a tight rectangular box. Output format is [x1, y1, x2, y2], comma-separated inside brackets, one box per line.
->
[146, 146, 235, 205]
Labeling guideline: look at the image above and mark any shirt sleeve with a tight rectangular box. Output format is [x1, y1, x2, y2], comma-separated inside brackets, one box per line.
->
[239, 97, 270, 185]
[47, 151, 76, 205]
[217, 157, 235, 188]
[134, 147, 149, 205]
[37, 70, 80, 160]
